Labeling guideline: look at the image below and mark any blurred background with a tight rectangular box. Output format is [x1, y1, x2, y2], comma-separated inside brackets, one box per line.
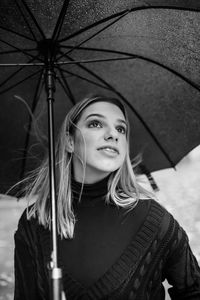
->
[0, 145, 200, 300]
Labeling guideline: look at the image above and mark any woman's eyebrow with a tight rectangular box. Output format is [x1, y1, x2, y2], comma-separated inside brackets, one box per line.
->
[85, 113, 104, 120]
[85, 113, 127, 126]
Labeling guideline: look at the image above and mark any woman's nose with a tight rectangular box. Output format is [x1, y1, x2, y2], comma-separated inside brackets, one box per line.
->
[104, 127, 118, 141]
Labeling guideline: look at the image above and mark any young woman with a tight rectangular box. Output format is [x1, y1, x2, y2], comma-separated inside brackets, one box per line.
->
[14, 95, 200, 300]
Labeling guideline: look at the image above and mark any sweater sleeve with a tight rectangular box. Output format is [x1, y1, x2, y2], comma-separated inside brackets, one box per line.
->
[165, 223, 200, 300]
[14, 211, 44, 300]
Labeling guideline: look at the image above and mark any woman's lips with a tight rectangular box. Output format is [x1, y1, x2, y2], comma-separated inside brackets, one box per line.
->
[98, 147, 119, 156]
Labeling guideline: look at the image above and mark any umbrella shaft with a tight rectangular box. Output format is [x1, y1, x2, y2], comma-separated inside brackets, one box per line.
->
[46, 67, 58, 268]
[46, 67, 64, 300]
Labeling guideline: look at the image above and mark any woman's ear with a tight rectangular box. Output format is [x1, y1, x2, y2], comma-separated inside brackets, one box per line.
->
[66, 132, 74, 153]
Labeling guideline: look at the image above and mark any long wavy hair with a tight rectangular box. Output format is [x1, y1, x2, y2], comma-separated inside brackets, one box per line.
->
[24, 95, 153, 238]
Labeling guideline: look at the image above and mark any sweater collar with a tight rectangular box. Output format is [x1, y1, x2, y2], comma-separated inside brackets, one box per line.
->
[71, 175, 110, 206]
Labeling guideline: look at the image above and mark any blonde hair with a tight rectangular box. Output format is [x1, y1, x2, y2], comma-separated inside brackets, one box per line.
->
[23, 95, 153, 238]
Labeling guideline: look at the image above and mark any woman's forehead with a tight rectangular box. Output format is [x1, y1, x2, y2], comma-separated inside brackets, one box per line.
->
[80, 101, 126, 120]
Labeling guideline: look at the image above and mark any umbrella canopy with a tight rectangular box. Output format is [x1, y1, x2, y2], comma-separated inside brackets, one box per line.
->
[1, 0, 200, 194]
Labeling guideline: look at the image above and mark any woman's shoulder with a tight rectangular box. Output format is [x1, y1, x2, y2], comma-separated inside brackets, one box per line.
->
[138, 197, 167, 218]
[148, 199, 188, 249]
[146, 198, 176, 221]
[18, 202, 36, 222]
[15, 203, 39, 240]
[139, 198, 168, 228]
[139, 198, 185, 237]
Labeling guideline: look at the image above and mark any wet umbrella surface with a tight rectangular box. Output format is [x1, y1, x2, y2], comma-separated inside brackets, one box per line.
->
[0, 0, 200, 194]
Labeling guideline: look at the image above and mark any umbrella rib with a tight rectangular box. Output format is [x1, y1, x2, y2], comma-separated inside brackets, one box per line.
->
[0, 48, 37, 55]
[0, 68, 42, 95]
[59, 5, 200, 43]
[0, 25, 34, 42]
[0, 63, 45, 67]
[15, 0, 38, 42]
[59, 45, 200, 92]
[56, 66, 76, 105]
[57, 10, 130, 60]
[55, 66, 110, 90]
[129, 5, 200, 13]
[19, 68, 45, 182]
[0, 38, 43, 62]
[55, 57, 136, 64]
[65, 54, 175, 167]
[0, 54, 42, 89]
[52, 0, 70, 42]
[56, 75, 71, 100]
[20, 0, 46, 40]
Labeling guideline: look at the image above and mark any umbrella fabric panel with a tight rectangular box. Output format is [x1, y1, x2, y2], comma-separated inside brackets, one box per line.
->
[63, 9, 200, 86]
[0, 74, 45, 193]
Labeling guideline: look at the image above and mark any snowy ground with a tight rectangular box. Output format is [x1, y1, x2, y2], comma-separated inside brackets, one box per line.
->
[0, 147, 200, 299]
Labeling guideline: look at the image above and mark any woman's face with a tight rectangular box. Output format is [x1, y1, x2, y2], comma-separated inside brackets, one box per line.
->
[70, 101, 128, 183]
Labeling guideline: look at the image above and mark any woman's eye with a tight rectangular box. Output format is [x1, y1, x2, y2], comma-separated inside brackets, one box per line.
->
[88, 120, 102, 128]
[117, 126, 126, 134]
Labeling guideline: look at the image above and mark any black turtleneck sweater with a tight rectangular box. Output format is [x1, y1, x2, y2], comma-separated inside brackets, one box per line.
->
[14, 176, 200, 300]
[59, 176, 150, 287]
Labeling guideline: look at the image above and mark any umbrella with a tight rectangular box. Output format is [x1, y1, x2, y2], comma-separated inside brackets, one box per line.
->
[1, 0, 200, 194]
[1, 1, 200, 298]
